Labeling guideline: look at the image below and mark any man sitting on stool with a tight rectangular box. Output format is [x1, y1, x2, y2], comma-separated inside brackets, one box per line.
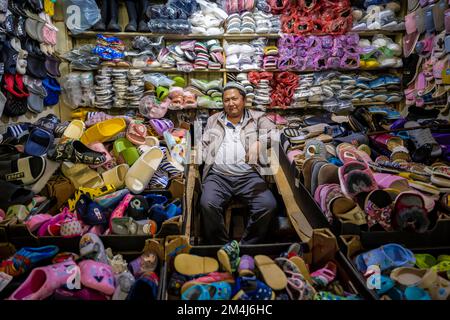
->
[199, 82, 277, 244]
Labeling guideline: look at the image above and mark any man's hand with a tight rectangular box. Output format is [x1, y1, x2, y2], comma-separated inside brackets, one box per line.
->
[247, 141, 260, 166]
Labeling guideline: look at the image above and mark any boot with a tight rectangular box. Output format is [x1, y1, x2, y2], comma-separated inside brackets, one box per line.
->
[125, 0, 138, 32]
[107, 0, 122, 32]
[92, 0, 108, 31]
[138, 0, 150, 32]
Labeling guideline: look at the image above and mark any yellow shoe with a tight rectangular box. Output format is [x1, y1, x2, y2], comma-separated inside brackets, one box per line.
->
[71, 108, 98, 120]
[364, 59, 380, 69]
[68, 184, 116, 211]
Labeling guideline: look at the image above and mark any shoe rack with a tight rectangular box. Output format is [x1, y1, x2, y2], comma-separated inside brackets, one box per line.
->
[65, 1, 407, 114]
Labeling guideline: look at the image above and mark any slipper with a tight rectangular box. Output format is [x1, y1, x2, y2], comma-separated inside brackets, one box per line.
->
[111, 217, 157, 236]
[79, 260, 115, 296]
[217, 240, 240, 273]
[128, 250, 159, 278]
[126, 272, 159, 301]
[174, 254, 219, 276]
[365, 189, 394, 231]
[232, 276, 275, 300]
[310, 261, 337, 288]
[125, 147, 164, 194]
[329, 196, 367, 225]
[373, 173, 410, 191]
[94, 189, 130, 209]
[24, 127, 54, 157]
[113, 138, 140, 166]
[62, 120, 85, 140]
[339, 161, 377, 198]
[101, 164, 129, 189]
[8, 260, 79, 300]
[50, 139, 106, 166]
[181, 272, 235, 295]
[108, 193, 134, 231]
[126, 122, 147, 146]
[80, 118, 126, 145]
[238, 255, 255, 277]
[79, 232, 108, 264]
[415, 254, 437, 269]
[0, 156, 46, 186]
[0, 245, 59, 277]
[0, 144, 20, 161]
[393, 191, 430, 233]
[354, 243, 415, 273]
[75, 194, 108, 226]
[254, 255, 287, 291]
[390, 267, 450, 300]
[61, 162, 104, 190]
[0, 181, 35, 211]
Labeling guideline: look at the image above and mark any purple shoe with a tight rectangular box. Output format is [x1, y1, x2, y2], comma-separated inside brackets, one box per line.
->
[238, 255, 255, 277]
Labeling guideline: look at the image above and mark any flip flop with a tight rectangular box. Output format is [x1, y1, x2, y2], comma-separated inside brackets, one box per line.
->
[80, 118, 126, 145]
[113, 138, 140, 166]
[354, 243, 415, 273]
[0, 156, 46, 186]
[254, 255, 287, 291]
[126, 122, 147, 145]
[61, 162, 104, 189]
[24, 127, 54, 156]
[174, 254, 219, 276]
[0, 180, 35, 211]
[62, 120, 85, 140]
[125, 147, 163, 194]
[101, 164, 129, 189]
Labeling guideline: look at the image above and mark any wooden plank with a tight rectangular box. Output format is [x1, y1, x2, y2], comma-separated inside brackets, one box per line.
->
[183, 163, 196, 240]
[272, 152, 313, 243]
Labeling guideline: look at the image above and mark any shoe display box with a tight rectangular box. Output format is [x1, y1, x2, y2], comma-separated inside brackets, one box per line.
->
[5, 179, 188, 250]
[278, 143, 450, 242]
[339, 234, 450, 300]
[160, 232, 374, 300]
[0, 239, 167, 300]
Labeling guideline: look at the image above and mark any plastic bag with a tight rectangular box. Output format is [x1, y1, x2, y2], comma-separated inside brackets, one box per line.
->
[143, 73, 175, 88]
[63, 0, 100, 34]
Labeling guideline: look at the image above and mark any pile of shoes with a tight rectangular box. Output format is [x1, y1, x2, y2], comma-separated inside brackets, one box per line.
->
[0, 0, 61, 117]
[0, 235, 162, 301]
[277, 34, 360, 71]
[0, 110, 187, 235]
[352, 243, 450, 300]
[61, 72, 95, 109]
[94, 68, 114, 109]
[168, 241, 362, 300]
[279, 103, 450, 233]
[224, 39, 266, 71]
[291, 72, 402, 110]
[189, 0, 228, 35]
[126, 69, 145, 109]
[92, 35, 126, 65]
[62, 45, 101, 70]
[225, 11, 281, 34]
[157, 40, 224, 72]
[279, 0, 352, 35]
[263, 46, 279, 71]
[187, 78, 224, 109]
[359, 35, 403, 69]
[147, 0, 198, 34]
[352, 1, 405, 31]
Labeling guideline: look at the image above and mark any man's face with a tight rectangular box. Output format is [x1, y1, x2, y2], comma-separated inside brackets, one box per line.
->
[223, 89, 245, 118]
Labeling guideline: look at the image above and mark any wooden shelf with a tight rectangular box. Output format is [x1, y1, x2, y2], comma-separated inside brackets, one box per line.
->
[70, 30, 403, 40]
[69, 31, 281, 40]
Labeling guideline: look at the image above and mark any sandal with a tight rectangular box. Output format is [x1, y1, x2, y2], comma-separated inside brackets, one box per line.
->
[311, 261, 337, 288]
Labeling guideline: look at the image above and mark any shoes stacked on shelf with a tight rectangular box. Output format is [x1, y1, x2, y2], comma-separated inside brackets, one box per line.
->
[359, 35, 403, 69]
[0, 0, 61, 118]
[189, 0, 228, 35]
[352, 1, 405, 31]
[402, 0, 450, 113]
[225, 10, 281, 34]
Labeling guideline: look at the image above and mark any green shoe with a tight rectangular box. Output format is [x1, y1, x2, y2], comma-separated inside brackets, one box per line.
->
[217, 240, 240, 273]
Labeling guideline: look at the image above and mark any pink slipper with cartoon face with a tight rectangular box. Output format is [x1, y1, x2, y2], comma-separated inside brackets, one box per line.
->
[9, 260, 80, 300]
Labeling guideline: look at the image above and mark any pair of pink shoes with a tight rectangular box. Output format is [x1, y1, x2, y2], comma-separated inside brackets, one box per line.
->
[9, 259, 115, 300]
